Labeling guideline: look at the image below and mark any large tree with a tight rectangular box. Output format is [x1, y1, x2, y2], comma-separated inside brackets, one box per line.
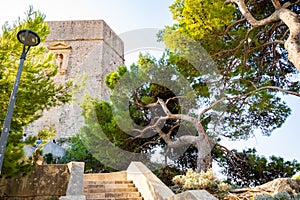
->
[156, 0, 300, 171]
[80, 0, 300, 173]
[81, 51, 298, 173]
[0, 7, 73, 177]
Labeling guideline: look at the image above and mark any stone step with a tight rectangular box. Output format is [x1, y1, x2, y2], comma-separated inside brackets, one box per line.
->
[84, 171, 127, 181]
[84, 172, 143, 200]
[86, 198, 143, 200]
[85, 183, 136, 190]
[85, 191, 141, 198]
[85, 187, 138, 193]
[85, 180, 133, 185]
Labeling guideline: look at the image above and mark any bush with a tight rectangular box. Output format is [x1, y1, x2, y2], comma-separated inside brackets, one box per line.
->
[172, 168, 231, 195]
[273, 191, 291, 200]
[254, 194, 273, 200]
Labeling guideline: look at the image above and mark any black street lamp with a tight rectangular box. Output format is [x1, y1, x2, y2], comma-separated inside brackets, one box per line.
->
[0, 30, 40, 174]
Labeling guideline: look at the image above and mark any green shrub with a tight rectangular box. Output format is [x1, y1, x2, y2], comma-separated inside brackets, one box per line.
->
[254, 194, 273, 200]
[172, 168, 230, 194]
[273, 191, 291, 200]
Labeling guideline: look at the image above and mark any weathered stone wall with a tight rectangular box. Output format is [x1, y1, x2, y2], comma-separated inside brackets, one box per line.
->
[25, 20, 124, 138]
[0, 164, 70, 200]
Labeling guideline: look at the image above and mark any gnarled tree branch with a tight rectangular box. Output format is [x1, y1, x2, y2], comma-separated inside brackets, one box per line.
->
[225, 0, 300, 70]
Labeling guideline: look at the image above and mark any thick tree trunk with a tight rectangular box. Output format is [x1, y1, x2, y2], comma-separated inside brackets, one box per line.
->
[195, 136, 213, 172]
[279, 9, 300, 71]
[196, 151, 212, 173]
[164, 134, 214, 172]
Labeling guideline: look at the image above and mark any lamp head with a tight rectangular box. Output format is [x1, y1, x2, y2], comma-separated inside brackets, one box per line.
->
[17, 30, 40, 47]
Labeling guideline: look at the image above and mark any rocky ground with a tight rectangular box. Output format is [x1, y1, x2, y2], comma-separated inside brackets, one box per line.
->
[223, 178, 300, 199]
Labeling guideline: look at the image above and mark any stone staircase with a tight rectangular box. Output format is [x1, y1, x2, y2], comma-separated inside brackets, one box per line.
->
[84, 171, 143, 200]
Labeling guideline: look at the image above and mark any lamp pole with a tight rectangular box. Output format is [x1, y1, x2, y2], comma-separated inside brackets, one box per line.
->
[0, 30, 40, 174]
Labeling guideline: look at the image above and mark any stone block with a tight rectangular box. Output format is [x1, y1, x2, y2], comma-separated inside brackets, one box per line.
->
[65, 162, 85, 196]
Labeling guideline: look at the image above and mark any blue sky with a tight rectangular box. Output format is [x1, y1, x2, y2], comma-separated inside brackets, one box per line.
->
[0, 0, 299, 162]
[0, 0, 174, 33]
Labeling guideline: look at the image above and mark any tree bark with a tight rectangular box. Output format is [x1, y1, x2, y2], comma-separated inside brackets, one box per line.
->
[162, 134, 214, 172]
[195, 136, 214, 172]
[279, 9, 300, 71]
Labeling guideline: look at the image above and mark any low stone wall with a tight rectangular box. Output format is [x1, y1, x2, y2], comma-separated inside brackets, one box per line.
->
[0, 164, 70, 200]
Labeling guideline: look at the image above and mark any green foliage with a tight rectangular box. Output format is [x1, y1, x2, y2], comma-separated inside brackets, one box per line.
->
[105, 66, 127, 90]
[154, 165, 182, 187]
[78, 95, 151, 170]
[141, 96, 155, 104]
[110, 54, 191, 143]
[161, 0, 299, 142]
[3, 126, 56, 178]
[37, 126, 56, 142]
[215, 148, 300, 187]
[163, 0, 300, 88]
[168, 0, 235, 40]
[0, 7, 73, 177]
[223, 91, 291, 139]
[254, 192, 300, 200]
[273, 192, 291, 200]
[56, 135, 113, 172]
[43, 153, 58, 164]
[254, 194, 274, 200]
[80, 53, 202, 170]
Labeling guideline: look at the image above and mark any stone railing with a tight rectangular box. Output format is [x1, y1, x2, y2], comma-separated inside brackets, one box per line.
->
[127, 162, 217, 200]
[127, 162, 174, 200]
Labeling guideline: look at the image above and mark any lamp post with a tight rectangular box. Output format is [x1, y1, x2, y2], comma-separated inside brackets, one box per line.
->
[0, 30, 40, 174]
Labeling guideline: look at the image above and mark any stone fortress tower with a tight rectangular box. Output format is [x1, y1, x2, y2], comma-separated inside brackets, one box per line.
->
[25, 20, 124, 138]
